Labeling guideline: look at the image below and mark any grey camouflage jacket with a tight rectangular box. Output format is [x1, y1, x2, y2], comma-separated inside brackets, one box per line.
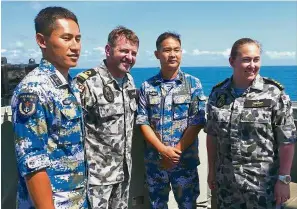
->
[204, 74, 296, 191]
[75, 60, 137, 185]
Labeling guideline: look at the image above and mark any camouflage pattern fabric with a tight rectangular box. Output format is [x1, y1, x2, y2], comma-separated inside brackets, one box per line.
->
[11, 58, 88, 209]
[205, 74, 297, 208]
[88, 181, 129, 209]
[146, 165, 199, 209]
[75, 60, 137, 205]
[136, 70, 206, 208]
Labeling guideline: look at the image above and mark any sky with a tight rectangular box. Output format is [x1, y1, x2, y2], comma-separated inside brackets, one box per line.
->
[1, 1, 297, 68]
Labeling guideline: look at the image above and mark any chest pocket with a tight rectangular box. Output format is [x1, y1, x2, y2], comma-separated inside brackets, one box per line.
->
[148, 94, 161, 119]
[54, 99, 82, 145]
[240, 108, 272, 139]
[210, 105, 231, 138]
[97, 103, 124, 119]
[172, 94, 191, 120]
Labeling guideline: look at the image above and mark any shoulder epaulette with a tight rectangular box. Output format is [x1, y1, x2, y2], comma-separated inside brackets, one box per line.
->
[212, 78, 229, 91]
[76, 68, 97, 84]
[263, 77, 284, 90]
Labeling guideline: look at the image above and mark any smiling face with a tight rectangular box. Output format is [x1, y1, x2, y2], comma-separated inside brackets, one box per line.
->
[155, 37, 182, 78]
[229, 43, 261, 87]
[37, 18, 81, 72]
[105, 36, 138, 78]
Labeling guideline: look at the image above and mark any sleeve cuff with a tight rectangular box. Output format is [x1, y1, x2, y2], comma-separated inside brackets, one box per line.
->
[136, 115, 150, 125]
[19, 152, 50, 177]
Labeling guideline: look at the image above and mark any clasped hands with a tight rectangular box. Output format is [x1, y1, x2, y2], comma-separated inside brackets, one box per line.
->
[159, 146, 182, 169]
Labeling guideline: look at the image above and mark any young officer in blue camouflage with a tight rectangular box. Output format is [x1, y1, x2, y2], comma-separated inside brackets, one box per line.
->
[75, 26, 139, 209]
[205, 38, 296, 209]
[11, 7, 88, 209]
[136, 32, 206, 209]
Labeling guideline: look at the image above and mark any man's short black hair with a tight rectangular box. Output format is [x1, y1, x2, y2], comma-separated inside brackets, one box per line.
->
[34, 6, 78, 36]
[156, 32, 181, 50]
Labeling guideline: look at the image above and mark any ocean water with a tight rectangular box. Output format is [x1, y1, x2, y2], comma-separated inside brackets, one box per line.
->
[70, 66, 297, 101]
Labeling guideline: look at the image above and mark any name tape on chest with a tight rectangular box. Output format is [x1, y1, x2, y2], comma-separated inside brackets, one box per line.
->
[244, 99, 272, 108]
[149, 91, 158, 96]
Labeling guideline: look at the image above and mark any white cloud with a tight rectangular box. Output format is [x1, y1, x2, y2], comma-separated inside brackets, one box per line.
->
[265, 51, 296, 59]
[93, 46, 105, 55]
[1, 49, 7, 53]
[30, 2, 43, 11]
[27, 49, 42, 59]
[81, 50, 93, 57]
[192, 48, 231, 57]
[182, 49, 187, 54]
[15, 41, 24, 48]
[145, 50, 155, 61]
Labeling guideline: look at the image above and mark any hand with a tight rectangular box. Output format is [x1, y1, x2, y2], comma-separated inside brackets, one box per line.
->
[208, 169, 216, 190]
[274, 180, 290, 205]
[160, 157, 175, 170]
[160, 146, 181, 164]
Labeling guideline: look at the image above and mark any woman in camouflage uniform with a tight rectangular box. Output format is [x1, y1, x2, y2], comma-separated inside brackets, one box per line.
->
[205, 38, 296, 209]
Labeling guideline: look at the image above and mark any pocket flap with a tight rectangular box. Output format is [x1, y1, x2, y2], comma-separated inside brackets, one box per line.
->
[173, 95, 191, 104]
[56, 99, 81, 120]
[148, 95, 161, 105]
[97, 103, 124, 118]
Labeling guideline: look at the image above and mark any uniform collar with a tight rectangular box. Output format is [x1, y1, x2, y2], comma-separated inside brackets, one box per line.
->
[152, 69, 184, 85]
[98, 59, 133, 88]
[39, 58, 69, 88]
[226, 74, 264, 91]
[249, 74, 264, 91]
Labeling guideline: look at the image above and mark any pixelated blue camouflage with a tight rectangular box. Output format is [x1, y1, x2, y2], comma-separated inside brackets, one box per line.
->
[205, 74, 297, 208]
[136, 70, 206, 168]
[11, 59, 88, 209]
[136, 70, 206, 208]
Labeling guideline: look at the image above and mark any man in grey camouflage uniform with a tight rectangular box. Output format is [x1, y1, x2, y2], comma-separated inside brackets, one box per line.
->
[75, 26, 139, 209]
[205, 38, 296, 209]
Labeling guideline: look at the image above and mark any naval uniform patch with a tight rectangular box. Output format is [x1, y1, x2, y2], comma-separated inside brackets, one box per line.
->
[216, 94, 227, 108]
[17, 93, 39, 118]
[103, 86, 114, 103]
[128, 89, 137, 99]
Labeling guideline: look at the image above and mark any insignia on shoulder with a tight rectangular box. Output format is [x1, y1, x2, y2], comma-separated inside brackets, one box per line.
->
[77, 68, 96, 83]
[212, 78, 229, 91]
[17, 93, 39, 118]
[216, 94, 227, 108]
[103, 86, 114, 103]
[263, 77, 284, 90]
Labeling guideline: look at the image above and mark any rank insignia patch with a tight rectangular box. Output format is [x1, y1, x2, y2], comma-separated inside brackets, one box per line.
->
[103, 86, 114, 103]
[216, 94, 227, 108]
[17, 93, 39, 118]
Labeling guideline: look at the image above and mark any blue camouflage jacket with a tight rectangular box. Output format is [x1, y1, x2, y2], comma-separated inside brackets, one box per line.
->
[136, 70, 206, 168]
[11, 59, 87, 208]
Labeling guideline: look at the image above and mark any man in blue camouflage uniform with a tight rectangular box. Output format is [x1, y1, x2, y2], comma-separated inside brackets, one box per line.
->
[136, 32, 206, 209]
[205, 38, 296, 209]
[11, 7, 88, 209]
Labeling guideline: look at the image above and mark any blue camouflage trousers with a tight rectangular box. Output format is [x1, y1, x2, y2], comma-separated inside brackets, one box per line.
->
[145, 163, 200, 209]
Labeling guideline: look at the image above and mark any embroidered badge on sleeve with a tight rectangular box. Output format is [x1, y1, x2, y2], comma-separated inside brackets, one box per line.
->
[17, 93, 39, 118]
